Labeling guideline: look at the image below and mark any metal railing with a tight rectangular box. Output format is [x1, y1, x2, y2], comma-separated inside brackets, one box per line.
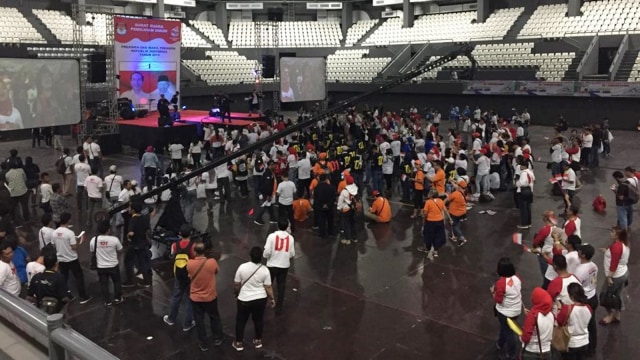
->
[609, 34, 629, 80]
[577, 35, 599, 81]
[0, 290, 119, 360]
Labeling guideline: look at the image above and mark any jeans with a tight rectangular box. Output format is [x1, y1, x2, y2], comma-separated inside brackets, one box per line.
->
[87, 197, 102, 226]
[11, 193, 30, 222]
[496, 312, 518, 359]
[616, 204, 633, 230]
[76, 185, 87, 212]
[59, 259, 88, 299]
[269, 267, 289, 312]
[279, 204, 294, 231]
[341, 209, 356, 241]
[537, 255, 549, 279]
[97, 266, 122, 303]
[182, 190, 196, 224]
[192, 298, 223, 346]
[167, 279, 194, 327]
[124, 247, 151, 285]
[217, 177, 231, 201]
[171, 159, 182, 172]
[352, 172, 364, 192]
[475, 173, 490, 193]
[288, 167, 298, 184]
[518, 191, 532, 226]
[372, 170, 383, 193]
[255, 203, 275, 222]
[451, 215, 465, 239]
[143, 167, 157, 190]
[235, 298, 267, 342]
[422, 220, 446, 251]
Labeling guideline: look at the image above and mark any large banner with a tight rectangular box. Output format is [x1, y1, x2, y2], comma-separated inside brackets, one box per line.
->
[461, 80, 640, 97]
[574, 81, 640, 97]
[513, 81, 575, 96]
[114, 16, 181, 111]
[462, 81, 514, 95]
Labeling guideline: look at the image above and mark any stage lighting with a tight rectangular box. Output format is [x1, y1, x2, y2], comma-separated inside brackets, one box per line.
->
[181, 105, 187, 110]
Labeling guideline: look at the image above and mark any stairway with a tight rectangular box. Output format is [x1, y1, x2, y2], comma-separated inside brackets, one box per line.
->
[614, 50, 639, 81]
[184, 21, 215, 47]
[355, 20, 384, 46]
[20, 8, 59, 45]
[563, 51, 585, 80]
[504, 9, 533, 40]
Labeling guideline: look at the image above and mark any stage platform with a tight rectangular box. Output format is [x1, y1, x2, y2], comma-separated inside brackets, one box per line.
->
[116, 110, 268, 153]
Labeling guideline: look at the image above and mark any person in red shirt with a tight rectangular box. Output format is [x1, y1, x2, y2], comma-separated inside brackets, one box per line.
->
[532, 211, 558, 279]
[556, 283, 593, 358]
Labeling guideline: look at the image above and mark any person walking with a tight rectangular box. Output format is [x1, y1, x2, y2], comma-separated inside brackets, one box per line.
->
[519, 288, 554, 360]
[168, 139, 184, 172]
[90, 221, 123, 307]
[599, 227, 630, 325]
[5, 162, 30, 223]
[83, 136, 103, 178]
[84, 170, 103, 228]
[232, 246, 276, 352]
[418, 190, 450, 258]
[254, 161, 277, 225]
[263, 221, 295, 315]
[516, 158, 535, 229]
[140, 146, 161, 192]
[61, 148, 74, 196]
[52, 212, 92, 304]
[410, 160, 425, 219]
[187, 243, 223, 352]
[445, 179, 468, 245]
[103, 165, 123, 204]
[611, 171, 634, 232]
[50, 183, 69, 227]
[123, 202, 152, 288]
[276, 173, 296, 231]
[73, 154, 91, 213]
[491, 257, 522, 360]
[163, 224, 196, 332]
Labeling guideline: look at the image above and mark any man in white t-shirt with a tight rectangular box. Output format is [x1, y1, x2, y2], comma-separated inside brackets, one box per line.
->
[168, 141, 184, 172]
[90, 221, 123, 307]
[561, 162, 576, 211]
[74, 154, 91, 212]
[38, 213, 55, 249]
[296, 152, 311, 198]
[39, 172, 54, 214]
[26, 250, 46, 286]
[232, 246, 275, 351]
[276, 173, 297, 231]
[0, 242, 21, 297]
[103, 165, 123, 204]
[263, 221, 295, 314]
[53, 212, 91, 304]
[84, 171, 104, 228]
[574, 244, 599, 354]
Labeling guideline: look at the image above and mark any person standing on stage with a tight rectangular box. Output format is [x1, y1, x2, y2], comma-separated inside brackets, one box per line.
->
[170, 91, 180, 114]
[157, 94, 171, 118]
[220, 93, 232, 123]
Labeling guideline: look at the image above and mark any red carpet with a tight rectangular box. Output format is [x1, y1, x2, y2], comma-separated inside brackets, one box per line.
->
[117, 110, 267, 128]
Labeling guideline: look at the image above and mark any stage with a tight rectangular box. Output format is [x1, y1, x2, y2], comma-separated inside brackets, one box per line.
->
[116, 110, 268, 153]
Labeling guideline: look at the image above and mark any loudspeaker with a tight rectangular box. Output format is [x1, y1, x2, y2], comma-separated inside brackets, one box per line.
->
[136, 109, 149, 118]
[262, 55, 276, 78]
[88, 53, 107, 83]
[119, 108, 135, 120]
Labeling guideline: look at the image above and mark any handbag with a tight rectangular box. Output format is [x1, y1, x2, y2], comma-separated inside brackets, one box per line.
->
[599, 285, 622, 309]
[235, 264, 263, 298]
[551, 305, 573, 352]
[90, 236, 98, 270]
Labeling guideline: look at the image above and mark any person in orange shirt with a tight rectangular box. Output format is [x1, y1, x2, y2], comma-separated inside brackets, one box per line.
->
[312, 152, 331, 177]
[427, 160, 446, 197]
[365, 190, 392, 223]
[292, 196, 313, 222]
[308, 173, 320, 198]
[337, 170, 350, 195]
[418, 190, 450, 257]
[445, 179, 468, 246]
[410, 160, 425, 219]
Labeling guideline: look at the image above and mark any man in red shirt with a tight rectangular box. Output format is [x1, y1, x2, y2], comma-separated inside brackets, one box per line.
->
[188, 243, 223, 352]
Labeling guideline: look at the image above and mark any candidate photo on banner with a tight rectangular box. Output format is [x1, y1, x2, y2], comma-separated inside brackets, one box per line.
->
[119, 71, 177, 111]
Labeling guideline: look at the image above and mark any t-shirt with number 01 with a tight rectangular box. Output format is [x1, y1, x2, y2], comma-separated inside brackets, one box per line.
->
[263, 230, 295, 269]
[234, 262, 272, 302]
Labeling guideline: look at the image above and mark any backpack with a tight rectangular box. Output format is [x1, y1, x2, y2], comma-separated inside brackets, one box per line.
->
[592, 195, 607, 213]
[624, 180, 639, 204]
[55, 156, 67, 175]
[173, 240, 193, 281]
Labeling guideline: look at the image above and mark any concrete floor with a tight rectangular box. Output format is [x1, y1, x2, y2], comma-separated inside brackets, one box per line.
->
[1, 124, 638, 360]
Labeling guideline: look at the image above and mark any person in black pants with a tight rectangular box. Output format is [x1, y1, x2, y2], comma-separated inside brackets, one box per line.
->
[233, 247, 275, 351]
[55, 212, 91, 303]
[32, 128, 41, 148]
[253, 161, 277, 225]
[263, 221, 295, 315]
[123, 202, 152, 287]
[313, 174, 335, 238]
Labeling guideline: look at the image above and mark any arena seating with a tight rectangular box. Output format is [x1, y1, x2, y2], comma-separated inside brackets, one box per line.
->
[181, 22, 210, 47]
[362, 8, 523, 46]
[183, 51, 261, 85]
[414, 43, 575, 82]
[519, 0, 640, 39]
[189, 20, 228, 48]
[627, 53, 640, 82]
[228, 21, 342, 48]
[0, 7, 45, 43]
[344, 19, 379, 47]
[326, 49, 391, 83]
[33, 10, 109, 45]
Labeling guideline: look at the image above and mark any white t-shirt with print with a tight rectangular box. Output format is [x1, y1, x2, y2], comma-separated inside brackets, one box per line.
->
[74, 162, 91, 186]
[84, 175, 103, 199]
[53, 227, 78, 262]
[103, 174, 123, 198]
[38, 226, 54, 249]
[40, 183, 53, 203]
[90, 235, 122, 268]
[0, 261, 21, 296]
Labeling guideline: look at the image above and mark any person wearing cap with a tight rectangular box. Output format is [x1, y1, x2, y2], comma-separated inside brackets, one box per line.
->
[337, 175, 359, 244]
[140, 146, 161, 192]
[407, 159, 424, 218]
[561, 161, 576, 211]
[150, 74, 176, 102]
[312, 152, 332, 177]
[445, 179, 468, 246]
[163, 224, 196, 331]
[254, 161, 277, 226]
[313, 174, 335, 238]
[365, 190, 391, 224]
[103, 165, 123, 204]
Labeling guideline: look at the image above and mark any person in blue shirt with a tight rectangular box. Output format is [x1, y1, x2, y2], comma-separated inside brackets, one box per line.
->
[5, 235, 29, 286]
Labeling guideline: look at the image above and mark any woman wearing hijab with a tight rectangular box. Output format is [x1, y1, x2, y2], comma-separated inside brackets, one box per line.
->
[491, 257, 522, 360]
[520, 287, 554, 359]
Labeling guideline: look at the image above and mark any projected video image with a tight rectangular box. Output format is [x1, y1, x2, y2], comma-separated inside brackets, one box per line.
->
[118, 70, 177, 111]
[0, 58, 81, 131]
[280, 57, 326, 103]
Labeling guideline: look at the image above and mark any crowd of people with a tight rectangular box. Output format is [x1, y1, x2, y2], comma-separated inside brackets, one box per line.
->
[0, 102, 637, 356]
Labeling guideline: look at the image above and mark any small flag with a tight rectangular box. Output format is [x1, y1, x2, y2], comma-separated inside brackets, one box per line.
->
[512, 232, 522, 245]
[522, 244, 531, 252]
[248, 208, 254, 216]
